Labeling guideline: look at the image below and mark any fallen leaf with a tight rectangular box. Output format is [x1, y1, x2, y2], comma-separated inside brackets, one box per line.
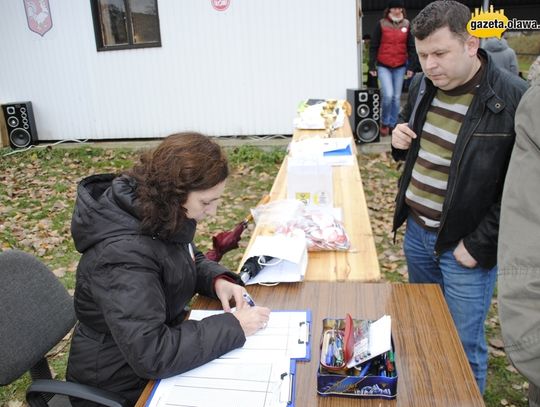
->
[489, 338, 505, 349]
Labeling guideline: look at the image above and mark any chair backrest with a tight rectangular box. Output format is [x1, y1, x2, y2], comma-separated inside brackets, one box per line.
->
[0, 250, 76, 385]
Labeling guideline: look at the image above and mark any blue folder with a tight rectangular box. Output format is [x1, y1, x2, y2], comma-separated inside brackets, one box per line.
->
[322, 143, 352, 157]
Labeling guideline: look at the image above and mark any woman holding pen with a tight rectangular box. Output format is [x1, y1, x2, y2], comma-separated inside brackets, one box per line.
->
[66, 132, 270, 406]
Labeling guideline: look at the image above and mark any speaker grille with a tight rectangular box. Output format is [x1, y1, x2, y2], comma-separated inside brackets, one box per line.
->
[2, 102, 38, 149]
[357, 104, 370, 118]
[357, 118, 379, 143]
[9, 128, 32, 148]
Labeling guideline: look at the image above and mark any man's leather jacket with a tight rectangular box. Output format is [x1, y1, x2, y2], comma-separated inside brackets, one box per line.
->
[392, 50, 528, 268]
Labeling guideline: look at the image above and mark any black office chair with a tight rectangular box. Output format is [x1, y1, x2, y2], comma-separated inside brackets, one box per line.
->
[0, 250, 128, 407]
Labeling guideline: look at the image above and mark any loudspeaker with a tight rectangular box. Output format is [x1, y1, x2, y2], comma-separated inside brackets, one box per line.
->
[1, 101, 39, 149]
[346, 88, 380, 143]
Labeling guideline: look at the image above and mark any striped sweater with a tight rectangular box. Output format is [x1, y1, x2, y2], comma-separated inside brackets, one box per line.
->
[405, 67, 483, 229]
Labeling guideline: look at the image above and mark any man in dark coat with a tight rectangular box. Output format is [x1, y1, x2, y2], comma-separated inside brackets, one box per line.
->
[390, 1, 527, 394]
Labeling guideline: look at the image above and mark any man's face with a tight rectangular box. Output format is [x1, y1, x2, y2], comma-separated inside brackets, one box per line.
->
[415, 26, 480, 91]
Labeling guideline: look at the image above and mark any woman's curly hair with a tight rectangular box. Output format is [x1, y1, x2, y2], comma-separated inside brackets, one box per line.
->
[127, 132, 229, 239]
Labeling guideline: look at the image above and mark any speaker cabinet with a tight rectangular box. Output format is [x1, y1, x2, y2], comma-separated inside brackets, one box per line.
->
[1, 102, 39, 149]
[346, 88, 380, 143]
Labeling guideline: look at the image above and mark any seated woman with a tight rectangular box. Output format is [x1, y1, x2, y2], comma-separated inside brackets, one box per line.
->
[66, 132, 270, 406]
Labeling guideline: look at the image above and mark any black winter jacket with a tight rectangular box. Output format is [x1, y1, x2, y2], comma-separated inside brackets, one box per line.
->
[66, 174, 246, 406]
[392, 50, 528, 269]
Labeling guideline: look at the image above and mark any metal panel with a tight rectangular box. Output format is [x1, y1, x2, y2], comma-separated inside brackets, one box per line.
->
[0, 0, 358, 140]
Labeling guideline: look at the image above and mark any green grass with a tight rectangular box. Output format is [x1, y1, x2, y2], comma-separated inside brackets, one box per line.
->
[0, 145, 530, 406]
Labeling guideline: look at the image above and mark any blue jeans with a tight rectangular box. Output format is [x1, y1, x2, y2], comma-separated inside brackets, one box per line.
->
[377, 65, 406, 128]
[403, 216, 497, 394]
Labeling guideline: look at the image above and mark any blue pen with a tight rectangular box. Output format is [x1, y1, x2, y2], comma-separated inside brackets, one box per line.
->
[326, 338, 335, 365]
[243, 292, 256, 307]
[334, 333, 344, 366]
[359, 360, 372, 377]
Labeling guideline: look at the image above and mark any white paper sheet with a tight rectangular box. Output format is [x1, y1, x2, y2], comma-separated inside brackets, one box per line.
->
[288, 138, 355, 166]
[189, 310, 310, 360]
[347, 314, 392, 368]
[146, 358, 292, 407]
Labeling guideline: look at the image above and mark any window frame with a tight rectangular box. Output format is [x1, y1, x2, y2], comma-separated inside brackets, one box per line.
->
[89, 0, 162, 52]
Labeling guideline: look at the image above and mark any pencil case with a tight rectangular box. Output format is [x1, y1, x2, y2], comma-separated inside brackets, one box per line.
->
[320, 314, 354, 373]
[317, 315, 398, 400]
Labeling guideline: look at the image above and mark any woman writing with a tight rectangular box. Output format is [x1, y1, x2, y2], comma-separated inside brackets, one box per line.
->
[66, 133, 270, 405]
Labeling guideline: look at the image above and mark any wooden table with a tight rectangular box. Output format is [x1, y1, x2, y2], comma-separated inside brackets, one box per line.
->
[136, 282, 484, 407]
[239, 119, 381, 282]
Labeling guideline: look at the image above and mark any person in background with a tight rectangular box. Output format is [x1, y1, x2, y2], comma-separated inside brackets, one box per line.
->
[390, 1, 527, 394]
[498, 63, 540, 407]
[368, 0, 416, 137]
[66, 132, 270, 406]
[483, 36, 519, 75]
[363, 34, 378, 88]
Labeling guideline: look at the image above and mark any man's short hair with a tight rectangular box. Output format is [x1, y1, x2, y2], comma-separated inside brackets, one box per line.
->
[412, 0, 471, 41]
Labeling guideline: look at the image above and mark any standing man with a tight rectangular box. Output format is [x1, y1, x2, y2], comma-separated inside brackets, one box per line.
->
[391, 0, 527, 394]
[498, 73, 540, 407]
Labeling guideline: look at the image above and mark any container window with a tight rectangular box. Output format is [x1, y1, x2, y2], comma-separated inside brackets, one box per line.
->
[90, 0, 161, 51]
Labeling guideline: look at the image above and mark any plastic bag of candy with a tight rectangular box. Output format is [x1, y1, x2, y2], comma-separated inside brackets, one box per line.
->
[251, 200, 350, 251]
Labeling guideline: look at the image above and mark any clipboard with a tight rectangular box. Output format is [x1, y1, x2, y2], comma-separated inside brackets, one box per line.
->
[271, 310, 312, 362]
[145, 357, 297, 407]
[286, 359, 297, 407]
[189, 309, 312, 362]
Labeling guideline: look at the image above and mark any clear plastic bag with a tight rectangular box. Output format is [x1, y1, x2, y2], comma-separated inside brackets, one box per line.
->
[251, 200, 350, 251]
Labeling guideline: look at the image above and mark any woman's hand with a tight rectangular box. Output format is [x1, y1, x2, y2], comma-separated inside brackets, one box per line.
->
[233, 306, 271, 337]
[214, 279, 271, 335]
[214, 278, 249, 312]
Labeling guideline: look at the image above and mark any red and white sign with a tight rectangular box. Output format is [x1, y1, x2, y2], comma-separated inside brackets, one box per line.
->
[211, 0, 230, 12]
[23, 0, 53, 36]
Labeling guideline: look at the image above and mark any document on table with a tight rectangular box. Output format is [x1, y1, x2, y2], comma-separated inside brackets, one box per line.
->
[288, 138, 355, 166]
[189, 309, 311, 361]
[146, 357, 295, 407]
[145, 310, 310, 407]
